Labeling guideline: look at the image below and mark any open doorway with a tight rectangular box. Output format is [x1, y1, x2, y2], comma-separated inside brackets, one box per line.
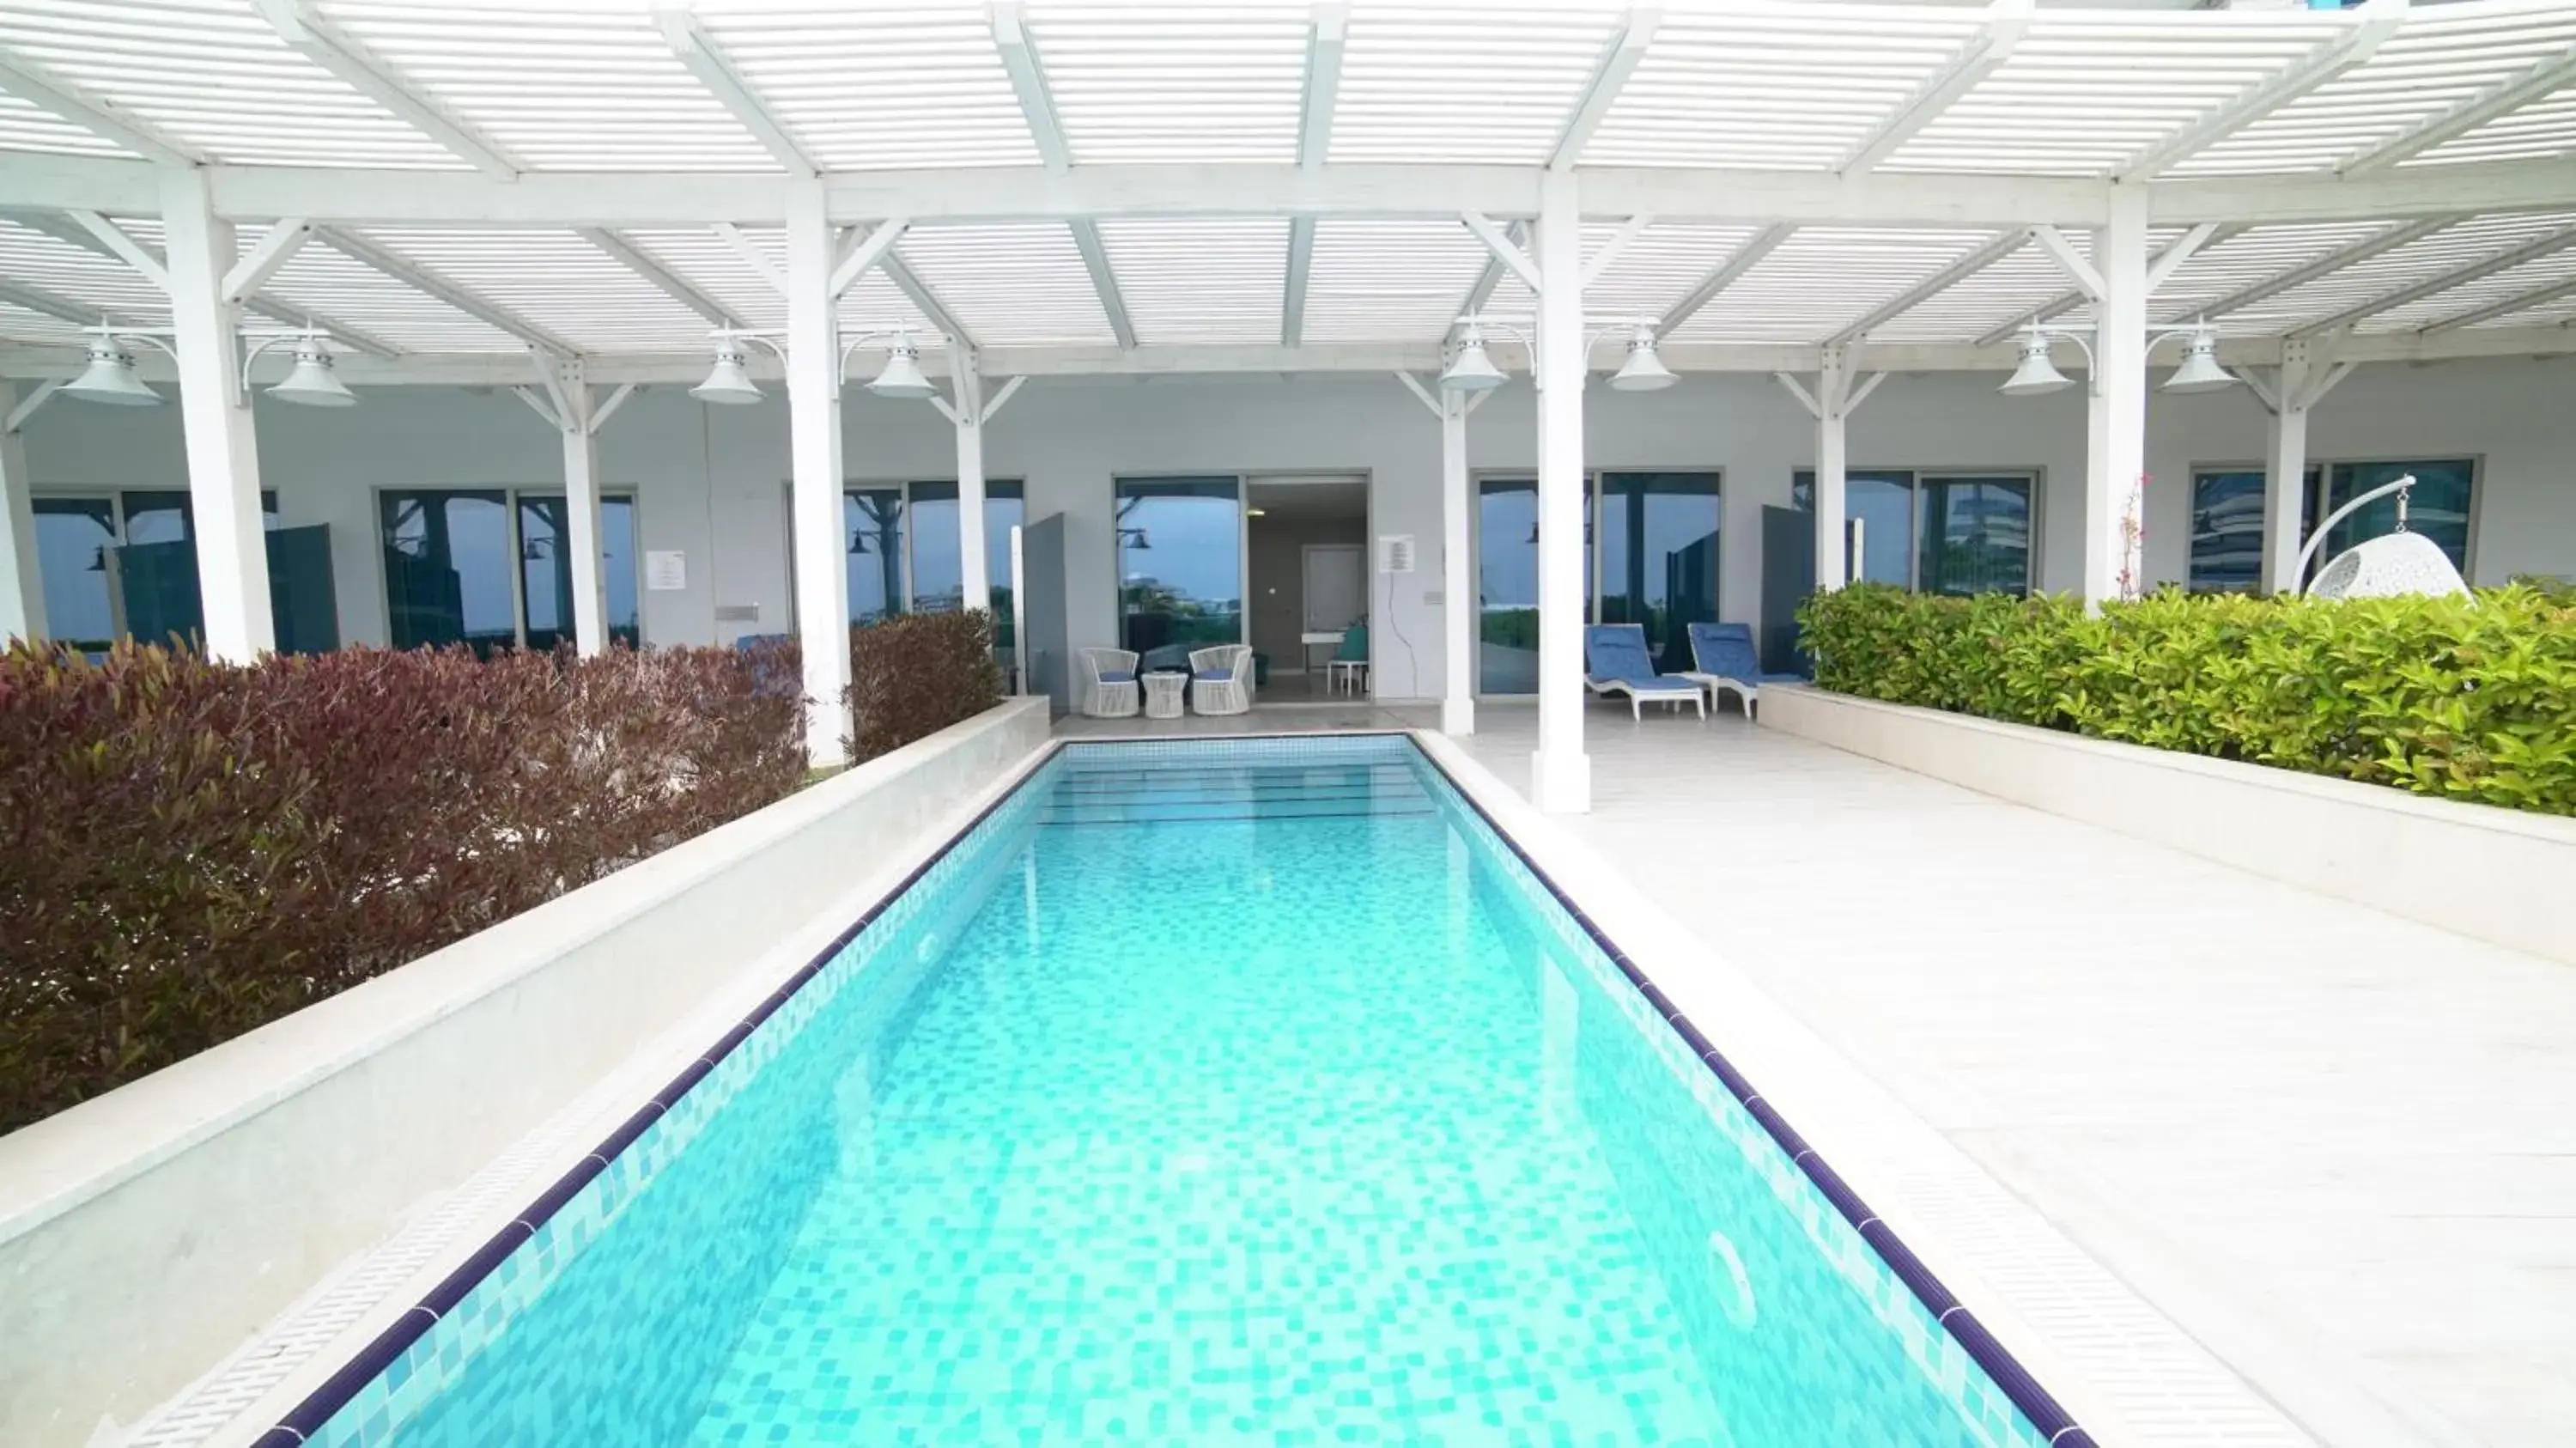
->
[1246, 475, 1369, 703]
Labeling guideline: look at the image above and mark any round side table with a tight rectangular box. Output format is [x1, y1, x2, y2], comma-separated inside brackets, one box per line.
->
[1142, 671, 1188, 720]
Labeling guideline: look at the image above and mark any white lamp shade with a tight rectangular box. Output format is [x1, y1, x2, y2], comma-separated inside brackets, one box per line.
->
[691, 348, 764, 405]
[268, 342, 356, 407]
[64, 343, 164, 406]
[1998, 337, 2074, 397]
[2161, 331, 2235, 394]
[866, 344, 936, 400]
[1438, 336, 1506, 394]
[2307, 532, 2470, 601]
[1607, 330, 1677, 392]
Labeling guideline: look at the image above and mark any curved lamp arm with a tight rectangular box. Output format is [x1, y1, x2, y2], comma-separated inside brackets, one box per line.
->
[2294, 474, 2414, 594]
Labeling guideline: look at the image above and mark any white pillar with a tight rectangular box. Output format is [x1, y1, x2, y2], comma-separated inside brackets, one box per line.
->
[1, 383, 45, 643]
[1440, 388, 1474, 736]
[2086, 187, 2149, 611]
[953, 348, 990, 615]
[2261, 342, 2312, 596]
[1532, 169, 1590, 815]
[556, 360, 609, 654]
[1813, 347, 1849, 593]
[786, 180, 852, 764]
[161, 167, 274, 661]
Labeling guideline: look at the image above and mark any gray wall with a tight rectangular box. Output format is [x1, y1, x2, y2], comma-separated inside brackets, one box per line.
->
[18, 356, 2576, 700]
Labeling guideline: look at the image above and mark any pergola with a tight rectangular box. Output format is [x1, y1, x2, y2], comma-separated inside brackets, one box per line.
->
[3, 0, 2574, 806]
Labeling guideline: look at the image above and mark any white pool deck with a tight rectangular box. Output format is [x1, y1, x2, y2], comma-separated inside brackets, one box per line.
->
[1419, 700, 2573, 1448]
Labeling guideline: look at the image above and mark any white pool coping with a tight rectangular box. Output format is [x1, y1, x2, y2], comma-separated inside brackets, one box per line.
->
[1412, 728, 2313, 1448]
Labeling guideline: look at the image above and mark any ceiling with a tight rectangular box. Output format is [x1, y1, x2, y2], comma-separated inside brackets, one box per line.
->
[0, 0, 2572, 384]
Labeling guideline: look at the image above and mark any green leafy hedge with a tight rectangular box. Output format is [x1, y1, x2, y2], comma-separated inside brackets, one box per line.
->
[0, 613, 1005, 1135]
[1797, 582, 2576, 817]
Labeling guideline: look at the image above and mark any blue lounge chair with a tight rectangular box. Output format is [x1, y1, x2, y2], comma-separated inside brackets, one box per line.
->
[1682, 622, 1801, 720]
[1583, 624, 1706, 721]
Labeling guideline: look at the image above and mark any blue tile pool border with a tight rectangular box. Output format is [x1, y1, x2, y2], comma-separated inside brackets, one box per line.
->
[251, 727, 2087, 1448]
[1411, 738, 2095, 1448]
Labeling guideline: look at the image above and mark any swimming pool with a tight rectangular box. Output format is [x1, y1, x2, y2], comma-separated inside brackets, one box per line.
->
[274, 733, 2082, 1446]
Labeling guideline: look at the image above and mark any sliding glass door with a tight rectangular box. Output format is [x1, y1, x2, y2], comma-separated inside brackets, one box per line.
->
[382, 489, 638, 654]
[1797, 469, 2035, 596]
[1477, 470, 1721, 691]
[517, 496, 641, 651]
[1114, 477, 1242, 662]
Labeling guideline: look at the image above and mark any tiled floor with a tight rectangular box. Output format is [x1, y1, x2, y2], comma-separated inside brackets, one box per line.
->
[1452, 701, 2576, 1448]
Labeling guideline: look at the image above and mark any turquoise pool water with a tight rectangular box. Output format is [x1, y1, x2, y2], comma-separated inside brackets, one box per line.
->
[301, 735, 2059, 1447]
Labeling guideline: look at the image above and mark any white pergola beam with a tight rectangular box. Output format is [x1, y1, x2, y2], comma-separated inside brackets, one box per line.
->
[2123, 0, 2405, 181]
[1975, 224, 2244, 346]
[1550, 5, 1658, 171]
[830, 218, 910, 301]
[1285, 3, 1346, 346]
[1582, 212, 1655, 290]
[1460, 211, 1541, 294]
[0, 277, 94, 326]
[2, 205, 400, 356]
[652, 6, 816, 179]
[1656, 224, 1790, 336]
[253, 0, 518, 178]
[582, 227, 734, 327]
[1455, 220, 1527, 324]
[69, 210, 168, 291]
[2421, 272, 2576, 333]
[224, 218, 313, 306]
[1839, 0, 2032, 176]
[992, 0, 1073, 170]
[2292, 228, 2576, 338]
[1297, 2, 1348, 170]
[15, 154, 2576, 231]
[0, 52, 198, 165]
[1282, 215, 1315, 347]
[2190, 216, 2449, 325]
[1072, 219, 1137, 351]
[315, 226, 582, 356]
[1827, 227, 2029, 346]
[2031, 224, 2105, 301]
[883, 252, 975, 348]
[2144, 222, 2221, 295]
[2344, 39, 2576, 176]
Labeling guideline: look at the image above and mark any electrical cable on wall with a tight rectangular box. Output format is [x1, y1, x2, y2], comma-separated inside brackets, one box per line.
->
[1378, 535, 1417, 697]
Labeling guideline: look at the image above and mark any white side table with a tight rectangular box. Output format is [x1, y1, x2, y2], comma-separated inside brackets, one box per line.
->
[1142, 671, 1188, 720]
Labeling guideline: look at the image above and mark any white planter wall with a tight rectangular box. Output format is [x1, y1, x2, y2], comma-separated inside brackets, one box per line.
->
[1760, 686, 2576, 966]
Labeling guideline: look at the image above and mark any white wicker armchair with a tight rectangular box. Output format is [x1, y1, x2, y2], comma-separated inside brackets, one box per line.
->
[1078, 648, 1141, 718]
[1189, 644, 1254, 715]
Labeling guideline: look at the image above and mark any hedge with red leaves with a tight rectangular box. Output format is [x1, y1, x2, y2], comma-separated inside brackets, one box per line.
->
[0, 642, 804, 1133]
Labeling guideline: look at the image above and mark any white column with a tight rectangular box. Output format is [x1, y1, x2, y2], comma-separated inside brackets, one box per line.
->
[786, 180, 852, 764]
[556, 360, 609, 654]
[1813, 347, 1849, 593]
[2262, 342, 2312, 595]
[161, 167, 274, 661]
[1440, 388, 1474, 736]
[1532, 168, 1590, 815]
[1, 383, 44, 643]
[2087, 186, 2149, 611]
[953, 348, 990, 615]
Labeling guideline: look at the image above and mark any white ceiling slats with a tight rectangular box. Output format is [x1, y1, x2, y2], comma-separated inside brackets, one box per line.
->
[0, 0, 465, 168]
[0, 1, 2573, 369]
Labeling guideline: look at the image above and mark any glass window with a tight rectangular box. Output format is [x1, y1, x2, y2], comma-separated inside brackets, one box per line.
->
[1794, 470, 1912, 587]
[1477, 477, 1538, 695]
[2322, 459, 2472, 583]
[1795, 470, 2032, 596]
[1916, 475, 2032, 597]
[1115, 477, 1241, 661]
[518, 496, 641, 651]
[844, 488, 905, 625]
[2189, 470, 2269, 594]
[32, 497, 118, 651]
[382, 490, 516, 654]
[1597, 472, 1720, 674]
[906, 480, 1025, 633]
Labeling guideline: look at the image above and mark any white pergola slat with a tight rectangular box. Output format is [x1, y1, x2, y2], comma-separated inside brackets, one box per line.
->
[0, 0, 2570, 378]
